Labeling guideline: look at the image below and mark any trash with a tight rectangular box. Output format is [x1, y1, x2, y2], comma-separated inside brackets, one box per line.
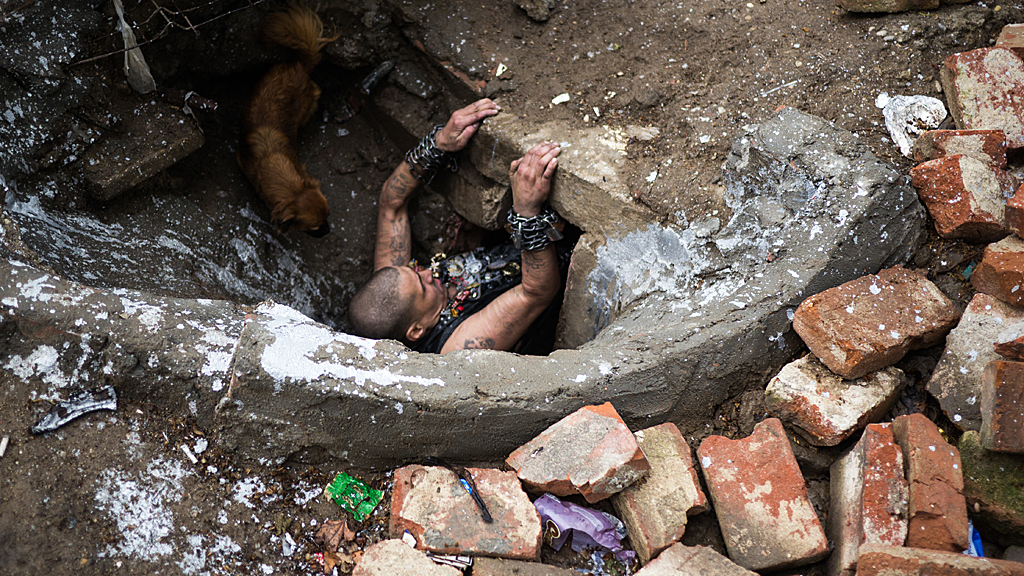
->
[962, 261, 977, 280]
[282, 532, 297, 556]
[424, 456, 493, 523]
[360, 61, 395, 96]
[180, 444, 198, 464]
[964, 520, 985, 557]
[0, 436, 8, 458]
[112, 0, 156, 94]
[552, 93, 571, 105]
[30, 386, 117, 434]
[495, 63, 508, 77]
[401, 530, 417, 548]
[875, 92, 947, 158]
[425, 552, 473, 568]
[534, 493, 636, 563]
[324, 473, 383, 522]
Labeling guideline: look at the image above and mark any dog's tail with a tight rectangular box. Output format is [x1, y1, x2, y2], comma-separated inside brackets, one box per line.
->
[258, 5, 338, 71]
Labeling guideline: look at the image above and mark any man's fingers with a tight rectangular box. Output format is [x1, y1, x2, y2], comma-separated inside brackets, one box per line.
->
[542, 157, 558, 180]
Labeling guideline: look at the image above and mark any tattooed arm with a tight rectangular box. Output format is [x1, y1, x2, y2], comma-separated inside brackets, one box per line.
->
[373, 99, 501, 271]
[441, 142, 561, 353]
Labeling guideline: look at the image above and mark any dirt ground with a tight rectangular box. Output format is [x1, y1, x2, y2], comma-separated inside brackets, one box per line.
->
[2, 0, 1020, 574]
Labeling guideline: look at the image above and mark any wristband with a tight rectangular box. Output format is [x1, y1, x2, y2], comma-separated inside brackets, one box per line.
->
[506, 205, 563, 251]
[405, 125, 456, 182]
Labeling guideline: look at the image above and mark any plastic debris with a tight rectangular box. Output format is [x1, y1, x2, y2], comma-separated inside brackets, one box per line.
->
[30, 386, 117, 434]
[534, 493, 636, 563]
[112, 0, 156, 94]
[426, 552, 473, 569]
[324, 473, 383, 522]
[962, 261, 977, 280]
[964, 520, 985, 557]
[875, 92, 947, 158]
[180, 444, 199, 464]
[282, 532, 297, 556]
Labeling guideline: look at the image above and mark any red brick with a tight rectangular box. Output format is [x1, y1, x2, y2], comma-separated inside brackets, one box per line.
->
[856, 544, 1024, 576]
[1009, 185, 1024, 238]
[793, 266, 960, 380]
[505, 403, 649, 503]
[891, 414, 969, 552]
[996, 24, 1024, 61]
[697, 418, 828, 571]
[995, 331, 1024, 362]
[611, 423, 708, 565]
[912, 129, 1008, 168]
[634, 543, 759, 576]
[911, 155, 1014, 242]
[982, 361, 1024, 453]
[941, 48, 1024, 150]
[390, 466, 542, 560]
[972, 236, 1024, 306]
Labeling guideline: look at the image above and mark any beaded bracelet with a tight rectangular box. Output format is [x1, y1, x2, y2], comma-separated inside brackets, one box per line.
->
[405, 125, 456, 182]
[506, 205, 563, 251]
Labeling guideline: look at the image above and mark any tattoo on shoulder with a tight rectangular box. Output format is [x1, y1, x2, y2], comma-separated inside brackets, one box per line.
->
[463, 337, 497, 350]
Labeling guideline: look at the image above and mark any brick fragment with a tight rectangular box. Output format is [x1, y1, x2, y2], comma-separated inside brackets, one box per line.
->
[827, 423, 908, 576]
[611, 423, 708, 565]
[353, 539, 462, 576]
[959, 431, 1024, 547]
[996, 24, 1024, 61]
[913, 129, 1008, 168]
[928, 293, 1024, 430]
[793, 266, 960, 379]
[390, 466, 542, 560]
[472, 557, 576, 576]
[1009, 185, 1024, 238]
[982, 361, 1024, 453]
[835, 0, 937, 14]
[972, 236, 1024, 306]
[911, 155, 1014, 242]
[634, 543, 759, 576]
[941, 48, 1024, 151]
[995, 329, 1024, 362]
[766, 355, 906, 446]
[505, 403, 650, 503]
[856, 544, 1024, 576]
[891, 414, 969, 552]
[697, 418, 828, 571]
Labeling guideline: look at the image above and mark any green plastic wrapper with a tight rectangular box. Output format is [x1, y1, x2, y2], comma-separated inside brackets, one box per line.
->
[325, 472, 383, 521]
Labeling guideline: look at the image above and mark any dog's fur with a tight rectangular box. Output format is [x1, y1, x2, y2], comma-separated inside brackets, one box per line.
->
[238, 5, 337, 237]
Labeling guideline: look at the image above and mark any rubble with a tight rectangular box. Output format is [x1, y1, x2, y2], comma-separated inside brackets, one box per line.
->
[910, 154, 1014, 242]
[959, 431, 1024, 547]
[611, 423, 708, 565]
[353, 539, 461, 576]
[792, 266, 959, 379]
[927, 294, 1024, 431]
[856, 544, 1024, 576]
[996, 328, 1024, 361]
[892, 414, 969, 552]
[472, 557, 577, 576]
[390, 465, 541, 560]
[941, 47, 1024, 150]
[697, 418, 829, 571]
[981, 361, 1024, 453]
[972, 236, 1024, 307]
[996, 24, 1024, 60]
[1009, 186, 1024, 237]
[913, 129, 1008, 168]
[765, 355, 906, 446]
[633, 543, 758, 576]
[505, 402, 650, 503]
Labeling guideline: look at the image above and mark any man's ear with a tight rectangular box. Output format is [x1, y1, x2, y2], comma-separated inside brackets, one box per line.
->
[406, 322, 427, 343]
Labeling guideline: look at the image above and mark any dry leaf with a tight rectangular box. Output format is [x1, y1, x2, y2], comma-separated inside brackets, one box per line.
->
[323, 550, 353, 574]
[315, 519, 347, 552]
[342, 521, 356, 542]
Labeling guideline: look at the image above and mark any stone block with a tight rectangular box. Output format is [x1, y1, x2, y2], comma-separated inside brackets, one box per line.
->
[353, 539, 461, 576]
[928, 293, 1024, 431]
[611, 423, 708, 565]
[941, 48, 1024, 151]
[78, 99, 205, 201]
[910, 155, 1014, 243]
[835, 0, 937, 13]
[856, 544, 1024, 576]
[793, 266, 960, 379]
[981, 361, 1024, 453]
[634, 543, 759, 576]
[892, 414, 969, 552]
[913, 130, 1008, 168]
[472, 557, 576, 576]
[827, 423, 908, 576]
[972, 236, 1024, 306]
[959, 431, 1024, 547]
[1009, 185, 1024, 238]
[390, 465, 541, 560]
[996, 24, 1024, 61]
[697, 418, 828, 571]
[505, 403, 649, 503]
[766, 355, 906, 446]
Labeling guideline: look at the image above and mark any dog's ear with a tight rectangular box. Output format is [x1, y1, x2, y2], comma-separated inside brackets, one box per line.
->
[277, 217, 296, 234]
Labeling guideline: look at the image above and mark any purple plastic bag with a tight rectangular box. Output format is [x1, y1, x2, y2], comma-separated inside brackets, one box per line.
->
[534, 493, 636, 563]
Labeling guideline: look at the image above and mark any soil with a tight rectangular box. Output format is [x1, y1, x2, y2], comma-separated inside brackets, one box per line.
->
[2, 0, 1020, 574]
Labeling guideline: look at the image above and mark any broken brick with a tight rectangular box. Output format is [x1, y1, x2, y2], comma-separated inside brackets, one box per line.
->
[911, 154, 1015, 242]
[353, 539, 461, 576]
[912, 129, 1008, 168]
[1009, 185, 1024, 238]
[996, 23, 1024, 61]
[941, 47, 1024, 151]
[505, 402, 650, 503]
[995, 329, 1024, 362]
[793, 266, 960, 380]
[892, 414, 969, 553]
[856, 544, 1024, 576]
[972, 235, 1024, 307]
[697, 418, 828, 571]
[634, 543, 759, 576]
[981, 360, 1024, 453]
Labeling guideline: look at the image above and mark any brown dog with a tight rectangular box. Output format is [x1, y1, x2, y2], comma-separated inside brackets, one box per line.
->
[238, 5, 337, 237]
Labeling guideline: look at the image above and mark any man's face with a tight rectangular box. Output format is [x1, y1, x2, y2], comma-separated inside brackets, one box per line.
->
[396, 266, 448, 339]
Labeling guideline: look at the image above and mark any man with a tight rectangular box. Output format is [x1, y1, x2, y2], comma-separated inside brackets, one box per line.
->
[348, 98, 565, 354]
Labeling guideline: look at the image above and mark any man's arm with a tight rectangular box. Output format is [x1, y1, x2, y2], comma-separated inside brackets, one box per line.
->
[441, 142, 562, 353]
[373, 99, 501, 271]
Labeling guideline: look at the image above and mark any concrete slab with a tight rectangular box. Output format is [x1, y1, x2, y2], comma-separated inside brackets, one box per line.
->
[959, 431, 1024, 547]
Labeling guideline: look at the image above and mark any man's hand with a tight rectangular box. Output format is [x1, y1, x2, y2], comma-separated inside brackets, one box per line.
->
[510, 142, 560, 217]
[435, 99, 501, 153]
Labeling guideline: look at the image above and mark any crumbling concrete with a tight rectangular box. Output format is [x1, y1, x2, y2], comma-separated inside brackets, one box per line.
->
[353, 539, 461, 576]
[960, 430, 1024, 547]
